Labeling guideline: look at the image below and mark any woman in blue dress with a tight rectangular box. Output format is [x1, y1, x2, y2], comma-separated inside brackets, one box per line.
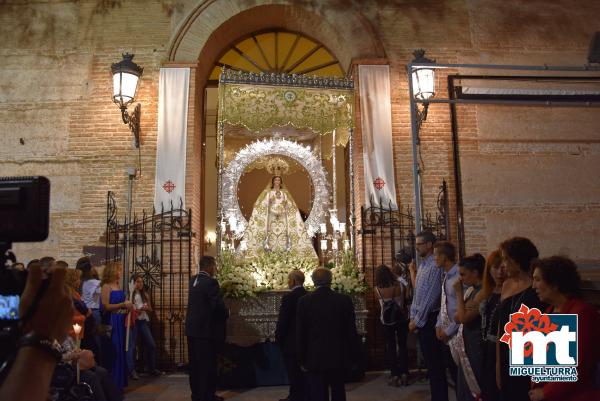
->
[100, 261, 133, 390]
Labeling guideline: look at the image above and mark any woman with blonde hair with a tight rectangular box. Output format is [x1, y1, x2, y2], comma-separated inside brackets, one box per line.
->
[64, 265, 88, 339]
[100, 261, 133, 390]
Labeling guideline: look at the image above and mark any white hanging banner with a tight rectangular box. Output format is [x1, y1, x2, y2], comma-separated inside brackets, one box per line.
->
[154, 68, 190, 211]
[359, 65, 397, 208]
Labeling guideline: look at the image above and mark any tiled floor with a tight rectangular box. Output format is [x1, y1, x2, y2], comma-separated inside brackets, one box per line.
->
[125, 372, 454, 401]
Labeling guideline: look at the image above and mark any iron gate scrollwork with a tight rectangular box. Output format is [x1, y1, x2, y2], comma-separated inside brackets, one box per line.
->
[105, 191, 193, 370]
[360, 180, 450, 368]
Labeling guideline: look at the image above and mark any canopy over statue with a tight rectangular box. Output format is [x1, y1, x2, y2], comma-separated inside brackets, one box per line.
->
[216, 69, 357, 267]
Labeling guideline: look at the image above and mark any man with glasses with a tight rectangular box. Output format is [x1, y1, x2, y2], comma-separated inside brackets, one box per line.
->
[408, 231, 448, 401]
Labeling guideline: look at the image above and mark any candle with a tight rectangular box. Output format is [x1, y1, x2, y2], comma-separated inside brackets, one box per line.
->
[228, 217, 237, 232]
[73, 323, 82, 349]
[320, 239, 328, 250]
[73, 323, 82, 384]
[320, 223, 327, 234]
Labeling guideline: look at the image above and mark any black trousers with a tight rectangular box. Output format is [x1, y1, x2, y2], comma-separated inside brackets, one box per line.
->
[383, 320, 409, 376]
[306, 369, 346, 401]
[418, 313, 449, 401]
[187, 337, 217, 401]
[283, 353, 306, 401]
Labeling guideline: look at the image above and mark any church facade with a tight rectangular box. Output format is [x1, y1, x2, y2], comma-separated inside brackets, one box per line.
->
[2, 0, 599, 276]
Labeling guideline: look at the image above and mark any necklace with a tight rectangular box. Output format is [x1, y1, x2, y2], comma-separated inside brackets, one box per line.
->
[482, 293, 501, 341]
[510, 287, 528, 312]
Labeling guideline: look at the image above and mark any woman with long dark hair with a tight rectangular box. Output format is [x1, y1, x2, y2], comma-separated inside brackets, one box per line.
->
[453, 253, 486, 401]
[128, 274, 161, 377]
[375, 264, 409, 387]
[496, 237, 545, 401]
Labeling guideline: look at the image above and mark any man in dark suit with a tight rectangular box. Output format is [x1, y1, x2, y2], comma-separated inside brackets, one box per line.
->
[296, 268, 359, 401]
[275, 269, 308, 401]
[186, 256, 229, 401]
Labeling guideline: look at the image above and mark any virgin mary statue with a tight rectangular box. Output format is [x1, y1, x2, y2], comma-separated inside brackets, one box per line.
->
[242, 175, 317, 260]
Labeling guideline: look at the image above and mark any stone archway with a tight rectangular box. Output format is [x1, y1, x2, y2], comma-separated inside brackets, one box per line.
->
[169, 1, 385, 256]
[168, 1, 385, 69]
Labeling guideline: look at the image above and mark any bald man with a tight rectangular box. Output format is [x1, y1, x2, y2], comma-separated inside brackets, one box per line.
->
[275, 270, 308, 401]
[297, 268, 359, 401]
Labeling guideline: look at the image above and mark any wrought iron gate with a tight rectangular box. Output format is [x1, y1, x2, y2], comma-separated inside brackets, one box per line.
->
[105, 192, 193, 370]
[360, 181, 450, 368]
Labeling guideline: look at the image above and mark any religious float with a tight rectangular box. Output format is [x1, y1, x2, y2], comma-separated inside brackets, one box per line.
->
[214, 68, 368, 386]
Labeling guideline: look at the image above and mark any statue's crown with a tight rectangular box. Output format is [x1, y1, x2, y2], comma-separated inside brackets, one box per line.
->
[266, 157, 290, 175]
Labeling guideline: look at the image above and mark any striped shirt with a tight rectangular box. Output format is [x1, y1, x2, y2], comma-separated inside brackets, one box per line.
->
[409, 254, 444, 328]
[436, 263, 460, 337]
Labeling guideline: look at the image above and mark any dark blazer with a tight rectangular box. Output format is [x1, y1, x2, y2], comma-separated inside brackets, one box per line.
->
[275, 286, 307, 355]
[185, 272, 229, 340]
[296, 286, 360, 372]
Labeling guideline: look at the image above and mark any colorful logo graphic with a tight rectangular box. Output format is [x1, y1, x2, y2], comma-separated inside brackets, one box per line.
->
[500, 304, 578, 382]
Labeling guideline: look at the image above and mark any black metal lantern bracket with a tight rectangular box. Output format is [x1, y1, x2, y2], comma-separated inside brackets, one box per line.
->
[111, 53, 144, 148]
[121, 103, 141, 148]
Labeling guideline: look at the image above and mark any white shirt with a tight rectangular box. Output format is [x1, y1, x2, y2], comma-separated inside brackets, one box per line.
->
[81, 279, 101, 309]
[133, 292, 150, 321]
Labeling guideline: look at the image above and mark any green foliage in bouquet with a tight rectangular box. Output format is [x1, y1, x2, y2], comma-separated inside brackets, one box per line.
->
[330, 250, 368, 294]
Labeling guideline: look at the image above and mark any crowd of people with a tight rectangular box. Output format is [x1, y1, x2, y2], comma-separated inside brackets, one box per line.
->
[393, 232, 600, 401]
[0, 257, 160, 401]
[2, 233, 599, 401]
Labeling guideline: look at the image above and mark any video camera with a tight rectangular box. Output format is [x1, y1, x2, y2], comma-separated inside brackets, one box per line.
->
[0, 176, 50, 375]
[395, 247, 415, 266]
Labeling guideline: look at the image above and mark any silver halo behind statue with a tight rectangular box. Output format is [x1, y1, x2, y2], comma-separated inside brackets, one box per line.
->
[221, 138, 329, 239]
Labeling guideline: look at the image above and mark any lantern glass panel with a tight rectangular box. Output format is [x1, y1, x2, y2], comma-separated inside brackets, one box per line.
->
[412, 68, 435, 100]
[113, 72, 139, 106]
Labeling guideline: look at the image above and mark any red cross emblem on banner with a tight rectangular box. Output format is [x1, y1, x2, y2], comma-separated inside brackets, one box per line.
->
[373, 177, 385, 190]
[162, 180, 176, 194]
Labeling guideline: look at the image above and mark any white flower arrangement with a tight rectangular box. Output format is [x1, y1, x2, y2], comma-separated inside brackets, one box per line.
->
[216, 249, 366, 298]
[216, 249, 260, 298]
[248, 250, 318, 290]
[330, 250, 368, 294]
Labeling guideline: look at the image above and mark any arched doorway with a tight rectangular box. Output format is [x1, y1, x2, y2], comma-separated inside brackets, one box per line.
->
[201, 28, 347, 257]
[164, 3, 385, 257]
[209, 30, 345, 80]
[166, 1, 388, 370]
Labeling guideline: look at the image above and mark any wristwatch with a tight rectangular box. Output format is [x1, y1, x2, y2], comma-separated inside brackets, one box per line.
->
[17, 332, 63, 363]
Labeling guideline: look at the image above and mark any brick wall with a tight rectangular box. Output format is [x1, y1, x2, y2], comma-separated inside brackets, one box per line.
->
[2, 0, 599, 272]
